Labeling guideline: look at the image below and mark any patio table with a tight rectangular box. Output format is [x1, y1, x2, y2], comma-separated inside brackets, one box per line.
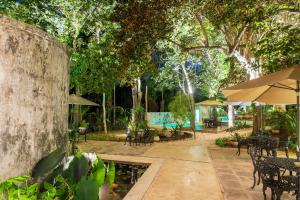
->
[266, 157, 300, 199]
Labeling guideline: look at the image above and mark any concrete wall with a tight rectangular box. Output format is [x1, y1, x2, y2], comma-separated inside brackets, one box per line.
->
[0, 16, 69, 180]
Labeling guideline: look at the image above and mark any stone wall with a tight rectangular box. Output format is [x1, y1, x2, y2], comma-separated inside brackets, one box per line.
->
[0, 16, 69, 180]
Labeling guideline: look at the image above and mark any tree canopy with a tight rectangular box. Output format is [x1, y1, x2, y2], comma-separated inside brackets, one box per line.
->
[1, 0, 299, 105]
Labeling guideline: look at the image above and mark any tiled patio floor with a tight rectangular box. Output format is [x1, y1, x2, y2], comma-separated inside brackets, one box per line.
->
[79, 134, 224, 200]
[208, 147, 294, 200]
[78, 132, 295, 200]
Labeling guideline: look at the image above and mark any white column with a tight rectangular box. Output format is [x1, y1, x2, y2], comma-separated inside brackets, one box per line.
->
[228, 105, 234, 127]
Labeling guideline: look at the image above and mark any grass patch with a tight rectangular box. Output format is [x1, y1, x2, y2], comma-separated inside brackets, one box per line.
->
[79, 131, 126, 142]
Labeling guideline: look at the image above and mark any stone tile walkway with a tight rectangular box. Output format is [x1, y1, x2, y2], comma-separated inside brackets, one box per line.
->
[78, 140, 152, 156]
[208, 147, 293, 200]
[79, 132, 294, 200]
[79, 134, 224, 200]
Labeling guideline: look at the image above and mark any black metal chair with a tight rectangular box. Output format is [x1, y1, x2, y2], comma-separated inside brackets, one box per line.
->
[267, 137, 279, 157]
[260, 159, 298, 200]
[275, 175, 298, 199]
[141, 129, 154, 145]
[235, 133, 249, 156]
[278, 136, 290, 158]
[259, 160, 281, 200]
[124, 128, 134, 146]
[249, 147, 266, 189]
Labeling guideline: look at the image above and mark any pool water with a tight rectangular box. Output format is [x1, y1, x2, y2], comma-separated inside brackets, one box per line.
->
[101, 163, 149, 200]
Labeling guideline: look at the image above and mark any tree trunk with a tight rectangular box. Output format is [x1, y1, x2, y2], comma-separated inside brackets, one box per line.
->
[145, 85, 148, 119]
[113, 84, 116, 125]
[137, 77, 142, 106]
[74, 89, 81, 127]
[253, 105, 260, 134]
[160, 89, 164, 112]
[132, 86, 137, 121]
[103, 93, 107, 134]
[190, 95, 196, 138]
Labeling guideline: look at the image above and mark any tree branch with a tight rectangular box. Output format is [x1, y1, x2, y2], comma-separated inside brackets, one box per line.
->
[185, 45, 227, 51]
[228, 22, 250, 56]
[277, 8, 300, 13]
[194, 13, 209, 46]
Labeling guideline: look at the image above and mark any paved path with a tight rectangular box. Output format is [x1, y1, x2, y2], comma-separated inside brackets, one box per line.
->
[79, 132, 295, 200]
[208, 147, 293, 200]
[79, 134, 224, 200]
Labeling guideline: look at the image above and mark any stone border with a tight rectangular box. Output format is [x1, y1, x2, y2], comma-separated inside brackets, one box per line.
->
[99, 154, 163, 200]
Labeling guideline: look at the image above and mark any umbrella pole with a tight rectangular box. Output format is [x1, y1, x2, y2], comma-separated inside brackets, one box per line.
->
[297, 81, 300, 160]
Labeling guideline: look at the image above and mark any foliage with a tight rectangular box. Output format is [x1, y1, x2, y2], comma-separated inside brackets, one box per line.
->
[0, 176, 38, 200]
[171, 123, 184, 136]
[0, 150, 115, 200]
[168, 92, 191, 124]
[215, 136, 233, 147]
[110, 0, 187, 79]
[289, 141, 297, 151]
[217, 108, 227, 117]
[225, 121, 252, 132]
[80, 120, 89, 129]
[80, 132, 126, 142]
[265, 110, 296, 135]
[69, 128, 80, 155]
[31, 148, 66, 181]
[255, 24, 300, 73]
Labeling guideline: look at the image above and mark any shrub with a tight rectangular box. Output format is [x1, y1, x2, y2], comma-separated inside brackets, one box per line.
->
[225, 121, 251, 132]
[215, 136, 235, 147]
[289, 141, 297, 151]
[215, 137, 226, 147]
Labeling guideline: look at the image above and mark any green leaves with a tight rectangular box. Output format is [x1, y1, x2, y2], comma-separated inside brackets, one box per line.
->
[169, 92, 191, 123]
[0, 175, 38, 199]
[0, 152, 113, 200]
[92, 159, 106, 187]
[74, 178, 99, 200]
[66, 153, 89, 183]
[108, 161, 115, 187]
[31, 148, 66, 180]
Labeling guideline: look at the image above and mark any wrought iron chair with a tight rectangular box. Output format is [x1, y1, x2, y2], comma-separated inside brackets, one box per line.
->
[260, 159, 298, 200]
[259, 160, 281, 200]
[249, 147, 266, 189]
[278, 136, 291, 158]
[124, 128, 134, 146]
[235, 133, 249, 156]
[257, 136, 270, 156]
[275, 175, 298, 199]
[141, 129, 154, 145]
[266, 137, 279, 157]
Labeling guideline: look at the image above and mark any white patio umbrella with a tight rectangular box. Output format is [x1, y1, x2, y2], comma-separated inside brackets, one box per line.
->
[196, 100, 224, 106]
[69, 94, 99, 106]
[223, 65, 300, 150]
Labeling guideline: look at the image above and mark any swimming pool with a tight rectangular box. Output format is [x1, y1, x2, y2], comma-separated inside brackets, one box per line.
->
[155, 122, 202, 131]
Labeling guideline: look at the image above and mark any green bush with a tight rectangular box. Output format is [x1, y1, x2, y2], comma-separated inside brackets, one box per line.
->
[215, 136, 234, 147]
[289, 141, 297, 151]
[0, 150, 115, 200]
[225, 121, 251, 132]
[215, 138, 225, 147]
